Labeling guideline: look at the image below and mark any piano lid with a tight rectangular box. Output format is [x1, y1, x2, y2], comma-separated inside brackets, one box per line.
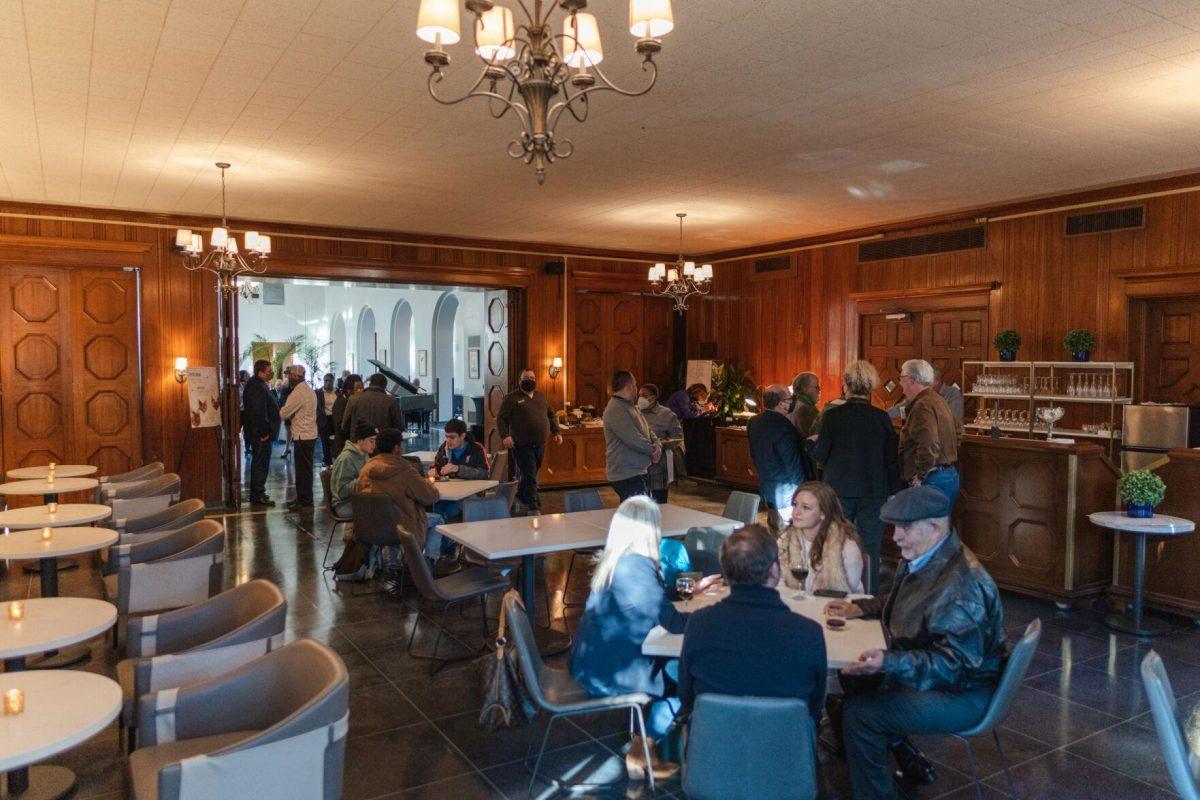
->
[368, 359, 427, 396]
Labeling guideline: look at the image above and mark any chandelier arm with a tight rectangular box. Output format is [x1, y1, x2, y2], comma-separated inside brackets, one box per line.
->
[486, 76, 520, 120]
[547, 59, 658, 130]
[427, 70, 531, 126]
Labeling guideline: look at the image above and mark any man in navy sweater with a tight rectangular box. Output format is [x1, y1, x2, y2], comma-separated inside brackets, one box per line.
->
[678, 525, 827, 723]
[747, 384, 808, 534]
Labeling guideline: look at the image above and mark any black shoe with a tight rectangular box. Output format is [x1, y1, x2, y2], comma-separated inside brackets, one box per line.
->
[285, 501, 314, 511]
[249, 497, 275, 508]
[889, 737, 937, 788]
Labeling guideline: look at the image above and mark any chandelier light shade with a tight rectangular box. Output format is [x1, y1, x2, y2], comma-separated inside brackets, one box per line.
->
[416, 0, 674, 183]
[174, 162, 269, 302]
[650, 213, 713, 311]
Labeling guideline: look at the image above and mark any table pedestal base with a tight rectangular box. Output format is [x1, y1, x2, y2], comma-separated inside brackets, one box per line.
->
[25, 644, 92, 670]
[519, 554, 573, 657]
[530, 626, 572, 657]
[21, 562, 77, 576]
[1104, 611, 1172, 638]
[6, 764, 77, 800]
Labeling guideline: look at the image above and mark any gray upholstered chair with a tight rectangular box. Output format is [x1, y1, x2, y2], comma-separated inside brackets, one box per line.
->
[129, 639, 349, 800]
[486, 480, 518, 512]
[1142, 650, 1200, 800]
[721, 491, 761, 525]
[943, 618, 1041, 799]
[488, 449, 509, 481]
[105, 473, 183, 524]
[683, 694, 817, 800]
[684, 526, 731, 577]
[118, 580, 288, 750]
[503, 593, 657, 795]
[397, 526, 509, 671]
[319, 469, 352, 570]
[104, 520, 225, 618]
[101, 498, 208, 571]
[95, 462, 165, 502]
[562, 488, 604, 608]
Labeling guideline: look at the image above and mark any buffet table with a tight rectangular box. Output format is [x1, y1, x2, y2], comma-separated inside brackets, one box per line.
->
[713, 426, 759, 489]
[538, 425, 607, 487]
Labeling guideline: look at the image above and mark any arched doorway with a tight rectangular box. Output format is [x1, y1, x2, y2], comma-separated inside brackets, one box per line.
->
[330, 313, 346, 378]
[355, 306, 376, 375]
[389, 299, 414, 379]
[432, 292, 459, 421]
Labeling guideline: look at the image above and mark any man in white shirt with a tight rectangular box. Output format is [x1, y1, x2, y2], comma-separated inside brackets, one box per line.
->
[280, 365, 318, 510]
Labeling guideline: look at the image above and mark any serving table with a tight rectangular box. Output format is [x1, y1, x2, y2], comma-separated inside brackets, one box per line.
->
[1089, 511, 1194, 637]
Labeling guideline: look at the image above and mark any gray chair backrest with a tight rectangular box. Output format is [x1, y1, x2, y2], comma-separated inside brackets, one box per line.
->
[490, 481, 518, 511]
[396, 527, 450, 602]
[108, 473, 181, 500]
[121, 498, 205, 534]
[117, 519, 225, 566]
[564, 488, 602, 513]
[102, 462, 165, 485]
[502, 593, 550, 710]
[489, 450, 509, 481]
[684, 694, 817, 800]
[128, 579, 287, 657]
[684, 527, 730, 577]
[350, 492, 401, 548]
[462, 495, 510, 523]
[722, 491, 761, 525]
[958, 618, 1041, 737]
[1143, 651, 1200, 800]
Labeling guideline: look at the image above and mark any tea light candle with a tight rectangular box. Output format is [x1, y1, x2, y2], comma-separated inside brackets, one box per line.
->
[531, 516, 540, 530]
[48, 462, 56, 471]
[40, 527, 52, 541]
[46, 473, 54, 485]
[7, 601, 23, 621]
[46, 502, 57, 514]
[3, 688, 23, 716]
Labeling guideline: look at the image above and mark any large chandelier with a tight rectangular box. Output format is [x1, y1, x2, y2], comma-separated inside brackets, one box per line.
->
[416, 0, 675, 183]
[649, 213, 712, 311]
[174, 162, 270, 300]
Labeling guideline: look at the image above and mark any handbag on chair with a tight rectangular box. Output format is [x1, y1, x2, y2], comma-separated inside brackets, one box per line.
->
[478, 590, 535, 730]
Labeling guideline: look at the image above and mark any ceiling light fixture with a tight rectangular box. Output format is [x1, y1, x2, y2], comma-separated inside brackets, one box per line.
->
[415, 0, 674, 184]
[649, 213, 712, 311]
[174, 162, 269, 301]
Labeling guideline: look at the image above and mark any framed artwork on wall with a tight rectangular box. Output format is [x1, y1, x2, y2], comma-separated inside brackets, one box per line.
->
[467, 347, 480, 380]
[417, 349, 428, 376]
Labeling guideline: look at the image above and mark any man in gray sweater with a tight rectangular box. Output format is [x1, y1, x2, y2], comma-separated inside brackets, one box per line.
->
[603, 371, 661, 501]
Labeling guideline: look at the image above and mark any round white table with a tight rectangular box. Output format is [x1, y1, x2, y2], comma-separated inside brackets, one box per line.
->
[0, 670, 122, 799]
[0, 477, 99, 504]
[1089, 511, 1195, 637]
[0, 598, 116, 670]
[0, 527, 118, 597]
[0, 504, 111, 531]
[5, 466, 96, 481]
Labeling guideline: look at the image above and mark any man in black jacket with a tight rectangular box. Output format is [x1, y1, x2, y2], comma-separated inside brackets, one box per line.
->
[431, 418, 491, 519]
[496, 368, 561, 514]
[827, 486, 1006, 800]
[340, 373, 401, 442]
[746, 383, 807, 533]
[241, 359, 280, 508]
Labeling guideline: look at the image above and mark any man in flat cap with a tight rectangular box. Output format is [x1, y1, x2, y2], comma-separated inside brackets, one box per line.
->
[825, 485, 1006, 800]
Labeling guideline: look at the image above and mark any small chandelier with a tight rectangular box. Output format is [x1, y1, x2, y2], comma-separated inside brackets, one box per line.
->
[174, 162, 270, 297]
[649, 213, 712, 311]
[416, 0, 675, 184]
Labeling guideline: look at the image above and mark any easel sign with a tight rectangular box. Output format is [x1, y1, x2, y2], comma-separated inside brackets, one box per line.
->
[186, 367, 221, 428]
[685, 360, 715, 391]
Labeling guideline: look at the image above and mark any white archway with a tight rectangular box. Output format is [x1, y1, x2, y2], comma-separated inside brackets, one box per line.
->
[432, 292, 459, 421]
[329, 313, 346, 377]
[355, 305, 377, 375]
[389, 299, 414, 379]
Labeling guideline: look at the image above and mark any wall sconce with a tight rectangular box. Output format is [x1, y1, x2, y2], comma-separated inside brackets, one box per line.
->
[548, 357, 563, 380]
[174, 357, 188, 383]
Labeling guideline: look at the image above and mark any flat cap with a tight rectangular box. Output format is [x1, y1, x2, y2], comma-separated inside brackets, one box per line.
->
[880, 485, 950, 524]
[353, 422, 378, 441]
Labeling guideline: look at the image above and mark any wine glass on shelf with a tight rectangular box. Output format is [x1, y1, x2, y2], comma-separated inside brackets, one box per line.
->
[675, 576, 696, 606]
[790, 562, 809, 600]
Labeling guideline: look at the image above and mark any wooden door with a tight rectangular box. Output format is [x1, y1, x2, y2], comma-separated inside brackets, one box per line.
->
[861, 313, 919, 408]
[923, 309, 988, 389]
[482, 289, 510, 455]
[642, 299, 675, 392]
[573, 294, 607, 410]
[0, 266, 141, 477]
[1142, 299, 1200, 404]
[571, 292, 675, 410]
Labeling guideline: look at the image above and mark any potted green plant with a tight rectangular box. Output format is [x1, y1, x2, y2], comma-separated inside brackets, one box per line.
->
[1063, 329, 1096, 362]
[993, 330, 1021, 362]
[1118, 469, 1166, 518]
[709, 361, 755, 421]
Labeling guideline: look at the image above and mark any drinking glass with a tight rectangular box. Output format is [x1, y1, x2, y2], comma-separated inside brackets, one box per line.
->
[790, 563, 809, 600]
[675, 576, 696, 606]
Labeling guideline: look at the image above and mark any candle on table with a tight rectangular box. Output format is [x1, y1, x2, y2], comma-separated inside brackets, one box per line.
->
[7, 601, 23, 621]
[3, 688, 23, 716]
[46, 502, 57, 514]
[40, 527, 51, 541]
[531, 516, 540, 530]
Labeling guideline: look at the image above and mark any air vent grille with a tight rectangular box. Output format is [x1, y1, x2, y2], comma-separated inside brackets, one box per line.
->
[859, 226, 985, 262]
[754, 255, 791, 273]
[261, 281, 285, 305]
[1065, 206, 1144, 236]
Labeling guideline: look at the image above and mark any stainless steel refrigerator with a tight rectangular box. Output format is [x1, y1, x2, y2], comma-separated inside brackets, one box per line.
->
[1121, 404, 1200, 471]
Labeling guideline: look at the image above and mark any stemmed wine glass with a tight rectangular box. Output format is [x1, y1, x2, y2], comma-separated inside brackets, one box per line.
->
[675, 576, 696, 606]
[790, 562, 809, 600]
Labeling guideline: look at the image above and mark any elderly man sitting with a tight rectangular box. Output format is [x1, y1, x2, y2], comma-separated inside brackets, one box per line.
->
[826, 485, 1005, 800]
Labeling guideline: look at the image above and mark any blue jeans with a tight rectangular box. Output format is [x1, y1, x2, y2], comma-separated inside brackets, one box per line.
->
[648, 659, 682, 740]
[922, 466, 960, 511]
[423, 512, 448, 560]
[434, 499, 461, 520]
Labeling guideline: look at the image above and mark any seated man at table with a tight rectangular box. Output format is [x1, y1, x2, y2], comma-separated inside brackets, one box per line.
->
[678, 525, 827, 724]
[430, 418, 490, 520]
[827, 485, 1005, 800]
[356, 427, 446, 562]
[330, 422, 376, 518]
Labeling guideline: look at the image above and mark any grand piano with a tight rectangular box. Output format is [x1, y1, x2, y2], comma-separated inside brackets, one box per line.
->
[368, 359, 436, 432]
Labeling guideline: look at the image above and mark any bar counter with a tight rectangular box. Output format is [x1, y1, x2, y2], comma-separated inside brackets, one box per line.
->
[538, 425, 607, 488]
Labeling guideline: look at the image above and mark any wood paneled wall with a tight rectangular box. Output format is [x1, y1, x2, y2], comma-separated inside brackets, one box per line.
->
[688, 179, 1200, 400]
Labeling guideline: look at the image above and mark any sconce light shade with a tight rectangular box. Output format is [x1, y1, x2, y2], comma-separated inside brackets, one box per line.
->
[175, 357, 188, 383]
[549, 357, 563, 380]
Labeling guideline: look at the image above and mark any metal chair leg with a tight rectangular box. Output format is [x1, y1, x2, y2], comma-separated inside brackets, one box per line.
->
[956, 735, 983, 800]
[525, 714, 559, 798]
[993, 730, 1019, 799]
[321, 520, 343, 570]
[632, 704, 655, 794]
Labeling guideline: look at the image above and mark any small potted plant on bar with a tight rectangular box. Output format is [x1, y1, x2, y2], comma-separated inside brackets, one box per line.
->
[1064, 329, 1096, 362]
[993, 330, 1021, 362]
[1119, 469, 1166, 518]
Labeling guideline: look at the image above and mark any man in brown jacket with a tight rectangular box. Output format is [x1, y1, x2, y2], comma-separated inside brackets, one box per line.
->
[899, 359, 962, 509]
[356, 427, 446, 560]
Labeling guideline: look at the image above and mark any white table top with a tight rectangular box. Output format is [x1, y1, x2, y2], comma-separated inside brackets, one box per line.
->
[642, 587, 886, 669]
[408, 451, 437, 464]
[434, 479, 498, 502]
[5, 466, 97, 480]
[0, 670, 122, 771]
[564, 506, 739, 538]
[0, 504, 111, 530]
[0, 527, 118, 560]
[0, 477, 99, 496]
[0, 598, 117, 659]
[1088, 511, 1195, 535]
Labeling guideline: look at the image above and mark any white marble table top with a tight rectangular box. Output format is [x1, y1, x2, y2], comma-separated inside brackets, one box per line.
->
[0, 598, 117, 659]
[1088, 511, 1195, 535]
[407, 451, 437, 464]
[0, 504, 112, 530]
[433, 479, 498, 502]
[0, 477, 99, 496]
[5, 466, 97, 481]
[642, 588, 885, 669]
[0, 670, 122, 771]
[560, 505, 740, 537]
[0, 527, 118, 560]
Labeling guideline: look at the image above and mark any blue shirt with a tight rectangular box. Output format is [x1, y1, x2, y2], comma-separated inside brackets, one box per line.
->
[907, 534, 950, 573]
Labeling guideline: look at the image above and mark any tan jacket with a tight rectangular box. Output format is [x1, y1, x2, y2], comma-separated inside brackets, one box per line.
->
[777, 521, 864, 594]
[356, 453, 440, 547]
[900, 388, 961, 483]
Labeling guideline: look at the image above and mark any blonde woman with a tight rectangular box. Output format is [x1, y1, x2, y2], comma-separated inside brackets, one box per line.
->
[778, 481, 865, 595]
[569, 496, 689, 782]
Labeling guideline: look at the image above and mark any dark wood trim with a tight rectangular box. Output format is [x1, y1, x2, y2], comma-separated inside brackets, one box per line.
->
[571, 268, 657, 294]
[852, 283, 999, 317]
[266, 254, 538, 289]
[850, 281, 1000, 303]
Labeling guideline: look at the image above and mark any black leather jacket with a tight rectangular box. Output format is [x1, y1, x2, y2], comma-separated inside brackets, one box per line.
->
[860, 532, 1005, 692]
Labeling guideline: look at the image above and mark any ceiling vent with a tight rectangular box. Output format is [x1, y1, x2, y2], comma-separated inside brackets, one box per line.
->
[754, 255, 791, 273]
[261, 281, 285, 305]
[858, 226, 985, 262]
[1065, 206, 1144, 236]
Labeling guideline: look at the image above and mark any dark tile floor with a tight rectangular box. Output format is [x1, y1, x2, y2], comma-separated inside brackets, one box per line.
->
[2, 444, 1197, 799]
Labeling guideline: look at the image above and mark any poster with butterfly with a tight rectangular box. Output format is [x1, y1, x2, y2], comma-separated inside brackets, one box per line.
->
[185, 366, 221, 428]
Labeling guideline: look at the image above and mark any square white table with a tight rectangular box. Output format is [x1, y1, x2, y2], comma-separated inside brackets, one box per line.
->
[433, 479, 498, 502]
[407, 451, 437, 465]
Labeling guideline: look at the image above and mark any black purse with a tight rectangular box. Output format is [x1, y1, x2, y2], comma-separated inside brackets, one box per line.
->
[478, 590, 536, 730]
